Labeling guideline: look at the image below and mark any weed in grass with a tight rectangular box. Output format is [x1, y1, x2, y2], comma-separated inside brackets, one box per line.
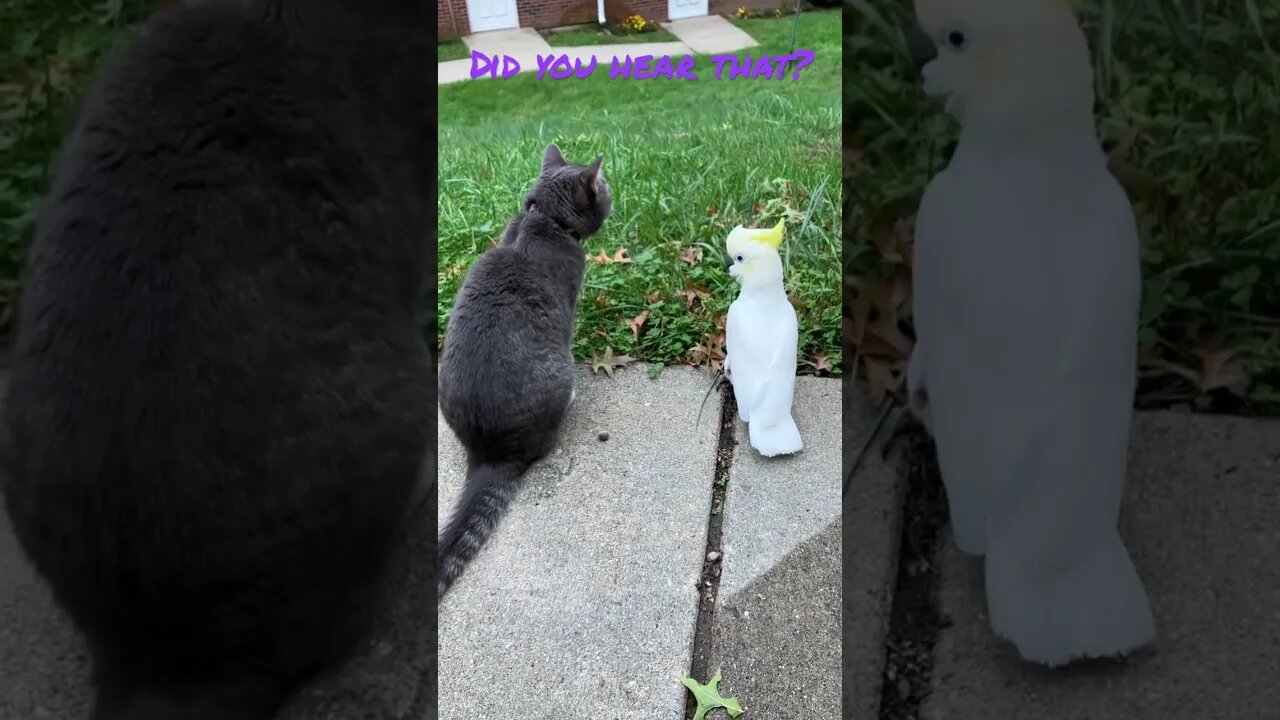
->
[439, 11, 842, 376]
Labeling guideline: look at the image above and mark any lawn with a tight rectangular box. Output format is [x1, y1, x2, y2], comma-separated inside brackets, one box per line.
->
[844, 0, 1280, 414]
[1, 0, 160, 342]
[544, 25, 680, 47]
[439, 39, 470, 62]
[438, 10, 843, 377]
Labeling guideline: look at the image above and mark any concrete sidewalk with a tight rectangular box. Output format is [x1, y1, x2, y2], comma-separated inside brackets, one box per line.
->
[842, 385, 1280, 720]
[437, 366, 843, 719]
[439, 15, 759, 85]
[0, 386, 440, 720]
[922, 412, 1280, 720]
[709, 378, 843, 717]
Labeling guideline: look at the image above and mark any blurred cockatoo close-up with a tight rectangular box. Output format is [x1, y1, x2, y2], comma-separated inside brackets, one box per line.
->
[724, 219, 802, 458]
[905, 0, 1156, 667]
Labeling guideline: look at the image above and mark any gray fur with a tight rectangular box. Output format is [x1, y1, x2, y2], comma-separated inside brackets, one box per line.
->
[437, 143, 611, 598]
[0, 2, 432, 719]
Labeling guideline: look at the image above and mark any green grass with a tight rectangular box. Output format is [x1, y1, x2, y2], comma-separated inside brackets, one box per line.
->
[845, 0, 1280, 413]
[1, 0, 156, 338]
[439, 39, 470, 62]
[439, 11, 842, 375]
[544, 25, 680, 47]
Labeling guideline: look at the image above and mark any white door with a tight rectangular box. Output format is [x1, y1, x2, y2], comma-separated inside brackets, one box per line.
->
[466, 0, 519, 33]
[668, 0, 708, 20]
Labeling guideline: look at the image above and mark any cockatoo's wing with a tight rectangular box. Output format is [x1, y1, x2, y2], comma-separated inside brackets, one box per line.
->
[724, 298, 757, 421]
[916, 153, 1152, 665]
[747, 303, 798, 429]
[725, 295, 798, 426]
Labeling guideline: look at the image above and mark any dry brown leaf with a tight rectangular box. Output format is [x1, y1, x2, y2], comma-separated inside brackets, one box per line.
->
[677, 282, 711, 308]
[680, 246, 703, 267]
[1193, 349, 1251, 397]
[863, 357, 897, 403]
[812, 354, 832, 373]
[866, 317, 913, 360]
[589, 250, 611, 264]
[611, 247, 632, 264]
[591, 347, 635, 376]
[689, 329, 727, 372]
[706, 203, 719, 218]
[625, 309, 650, 341]
[1106, 132, 1161, 200]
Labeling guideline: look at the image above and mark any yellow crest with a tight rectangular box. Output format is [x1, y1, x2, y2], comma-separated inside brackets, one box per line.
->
[742, 219, 785, 250]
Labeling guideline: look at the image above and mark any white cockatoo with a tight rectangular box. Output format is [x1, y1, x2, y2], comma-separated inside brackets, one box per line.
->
[906, 0, 1155, 666]
[724, 219, 803, 457]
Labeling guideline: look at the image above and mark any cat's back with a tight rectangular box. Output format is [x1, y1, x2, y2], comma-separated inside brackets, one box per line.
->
[2, 2, 429, 554]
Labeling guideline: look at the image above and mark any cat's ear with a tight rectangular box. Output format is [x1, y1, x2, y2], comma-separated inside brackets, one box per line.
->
[583, 155, 604, 184]
[542, 144, 567, 172]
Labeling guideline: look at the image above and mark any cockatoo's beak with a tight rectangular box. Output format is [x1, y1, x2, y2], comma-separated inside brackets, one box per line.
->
[724, 253, 734, 270]
[904, 24, 937, 74]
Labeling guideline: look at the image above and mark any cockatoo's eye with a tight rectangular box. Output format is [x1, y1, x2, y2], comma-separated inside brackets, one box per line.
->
[735, 255, 743, 262]
[944, 28, 968, 51]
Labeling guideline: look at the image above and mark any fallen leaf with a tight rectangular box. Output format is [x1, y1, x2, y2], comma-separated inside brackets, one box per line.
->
[680, 670, 744, 720]
[591, 347, 617, 376]
[787, 291, 804, 312]
[782, 206, 806, 224]
[625, 310, 650, 341]
[689, 330, 727, 373]
[590, 347, 636, 376]
[680, 246, 704, 266]
[1193, 348, 1250, 397]
[611, 247, 632, 264]
[863, 357, 897, 403]
[706, 203, 719, 218]
[589, 250, 612, 264]
[813, 354, 832, 373]
[1106, 130, 1161, 199]
[677, 281, 711, 308]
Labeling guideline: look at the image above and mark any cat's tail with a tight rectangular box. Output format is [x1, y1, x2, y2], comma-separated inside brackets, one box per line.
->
[437, 459, 529, 600]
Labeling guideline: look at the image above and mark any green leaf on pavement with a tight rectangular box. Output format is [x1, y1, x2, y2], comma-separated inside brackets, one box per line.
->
[680, 669, 744, 720]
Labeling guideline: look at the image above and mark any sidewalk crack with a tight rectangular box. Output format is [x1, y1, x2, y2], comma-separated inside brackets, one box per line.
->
[683, 385, 737, 719]
[877, 431, 950, 720]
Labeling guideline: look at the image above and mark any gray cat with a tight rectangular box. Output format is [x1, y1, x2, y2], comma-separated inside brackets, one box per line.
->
[437, 144, 611, 598]
[0, 1, 432, 719]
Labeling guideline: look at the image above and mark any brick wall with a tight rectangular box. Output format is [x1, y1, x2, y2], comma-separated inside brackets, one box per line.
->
[604, 0, 666, 23]
[439, 0, 470, 39]
[439, 0, 782, 38]
[515, 0, 599, 29]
